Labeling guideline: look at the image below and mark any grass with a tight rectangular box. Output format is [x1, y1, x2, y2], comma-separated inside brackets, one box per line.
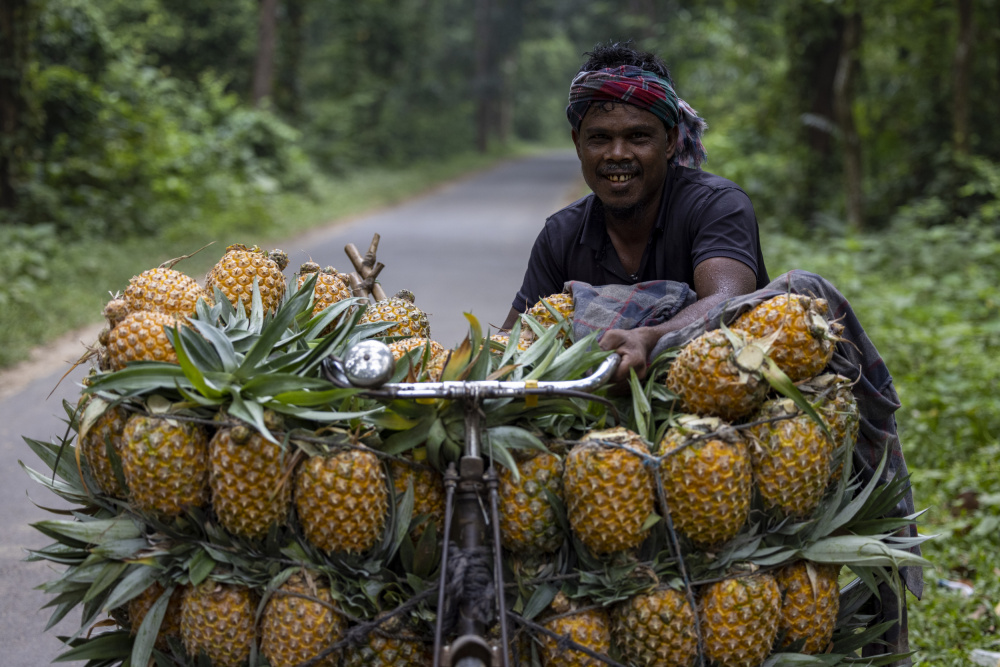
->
[764, 222, 1000, 664]
[0, 145, 534, 369]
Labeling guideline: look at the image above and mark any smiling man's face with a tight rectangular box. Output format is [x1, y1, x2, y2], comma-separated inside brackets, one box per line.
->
[572, 102, 677, 223]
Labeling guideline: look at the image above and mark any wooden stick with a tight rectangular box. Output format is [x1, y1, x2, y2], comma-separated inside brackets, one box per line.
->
[347, 272, 367, 299]
[357, 262, 384, 296]
[363, 234, 380, 271]
[344, 239, 387, 300]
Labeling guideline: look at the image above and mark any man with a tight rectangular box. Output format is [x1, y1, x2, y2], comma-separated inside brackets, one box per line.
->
[503, 42, 919, 665]
[502, 41, 768, 382]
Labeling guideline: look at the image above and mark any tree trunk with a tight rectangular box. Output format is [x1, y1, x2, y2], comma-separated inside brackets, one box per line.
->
[251, 0, 280, 107]
[834, 9, 864, 232]
[952, 0, 973, 155]
[474, 0, 493, 152]
[0, 0, 30, 211]
[276, 0, 306, 118]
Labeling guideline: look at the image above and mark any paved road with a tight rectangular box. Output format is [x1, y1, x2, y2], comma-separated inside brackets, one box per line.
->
[0, 150, 582, 666]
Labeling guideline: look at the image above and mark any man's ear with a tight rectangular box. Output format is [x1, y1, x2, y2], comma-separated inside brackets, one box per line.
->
[665, 125, 680, 159]
[571, 128, 582, 158]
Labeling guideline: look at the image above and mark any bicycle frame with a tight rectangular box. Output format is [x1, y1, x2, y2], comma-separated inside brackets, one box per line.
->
[324, 343, 620, 667]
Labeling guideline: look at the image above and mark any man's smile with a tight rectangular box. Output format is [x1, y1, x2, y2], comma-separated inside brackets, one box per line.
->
[606, 173, 634, 183]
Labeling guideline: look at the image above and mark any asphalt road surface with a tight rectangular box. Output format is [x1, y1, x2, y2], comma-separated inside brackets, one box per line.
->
[0, 150, 582, 666]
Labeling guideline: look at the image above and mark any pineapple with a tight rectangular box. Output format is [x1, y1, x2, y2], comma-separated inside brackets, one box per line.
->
[747, 397, 836, 518]
[79, 402, 128, 497]
[659, 417, 752, 547]
[389, 454, 446, 541]
[700, 573, 781, 667]
[388, 337, 447, 381]
[294, 448, 389, 555]
[261, 571, 346, 667]
[106, 310, 182, 370]
[206, 243, 288, 314]
[297, 262, 353, 323]
[526, 292, 574, 329]
[127, 581, 183, 650]
[124, 267, 211, 317]
[613, 586, 697, 667]
[809, 373, 860, 482]
[563, 427, 655, 555]
[120, 414, 209, 517]
[665, 328, 768, 421]
[341, 615, 431, 667]
[209, 423, 292, 540]
[489, 331, 533, 354]
[541, 593, 612, 667]
[499, 450, 565, 555]
[180, 580, 256, 667]
[731, 293, 844, 382]
[358, 289, 431, 338]
[776, 560, 840, 654]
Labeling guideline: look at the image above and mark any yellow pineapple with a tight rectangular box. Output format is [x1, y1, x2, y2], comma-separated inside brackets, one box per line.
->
[731, 293, 844, 382]
[388, 337, 446, 381]
[541, 593, 612, 667]
[180, 580, 256, 667]
[700, 573, 781, 667]
[489, 331, 533, 354]
[106, 310, 182, 370]
[209, 423, 292, 540]
[127, 581, 183, 650]
[659, 416, 752, 547]
[776, 560, 840, 654]
[294, 448, 389, 555]
[499, 450, 565, 555]
[297, 262, 353, 324]
[526, 292, 574, 328]
[389, 454, 446, 541]
[79, 402, 128, 498]
[747, 397, 836, 518]
[358, 289, 431, 338]
[120, 414, 209, 517]
[613, 586, 698, 667]
[808, 373, 860, 482]
[563, 427, 655, 555]
[665, 328, 768, 421]
[124, 267, 211, 317]
[261, 571, 346, 667]
[206, 243, 288, 314]
[341, 614, 431, 667]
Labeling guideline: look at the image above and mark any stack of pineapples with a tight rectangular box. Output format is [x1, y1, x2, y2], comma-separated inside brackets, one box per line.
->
[23, 243, 928, 667]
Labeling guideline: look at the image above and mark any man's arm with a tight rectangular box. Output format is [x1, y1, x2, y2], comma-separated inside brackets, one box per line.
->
[501, 307, 520, 330]
[599, 257, 758, 383]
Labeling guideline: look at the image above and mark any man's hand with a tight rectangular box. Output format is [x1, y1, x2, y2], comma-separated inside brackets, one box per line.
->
[599, 326, 663, 383]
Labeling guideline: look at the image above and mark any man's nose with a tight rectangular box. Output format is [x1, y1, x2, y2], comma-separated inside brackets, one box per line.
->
[605, 138, 632, 161]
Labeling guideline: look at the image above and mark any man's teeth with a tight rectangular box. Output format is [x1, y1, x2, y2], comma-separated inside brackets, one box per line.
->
[607, 174, 633, 182]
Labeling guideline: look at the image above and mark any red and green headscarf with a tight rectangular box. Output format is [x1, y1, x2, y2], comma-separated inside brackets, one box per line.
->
[566, 65, 708, 169]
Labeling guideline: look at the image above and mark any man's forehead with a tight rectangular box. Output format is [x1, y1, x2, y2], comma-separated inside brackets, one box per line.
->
[580, 102, 665, 131]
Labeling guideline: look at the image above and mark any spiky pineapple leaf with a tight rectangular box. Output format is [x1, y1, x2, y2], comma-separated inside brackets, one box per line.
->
[33, 516, 142, 545]
[101, 565, 160, 612]
[188, 550, 216, 586]
[52, 630, 132, 662]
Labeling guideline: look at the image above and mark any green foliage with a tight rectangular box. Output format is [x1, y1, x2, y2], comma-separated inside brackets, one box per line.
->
[7, 0, 308, 241]
[0, 223, 58, 307]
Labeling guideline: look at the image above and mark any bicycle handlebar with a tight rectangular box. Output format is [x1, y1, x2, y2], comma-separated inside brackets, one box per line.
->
[323, 341, 621, 400]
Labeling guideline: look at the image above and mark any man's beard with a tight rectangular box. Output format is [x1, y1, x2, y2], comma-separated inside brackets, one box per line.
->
[602, 200, 646, 225]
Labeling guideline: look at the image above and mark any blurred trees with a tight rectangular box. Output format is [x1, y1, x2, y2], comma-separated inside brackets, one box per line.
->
[2, 0, 999, 244]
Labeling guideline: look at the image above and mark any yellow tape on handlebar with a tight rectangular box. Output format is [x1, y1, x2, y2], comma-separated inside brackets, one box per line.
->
[524, 380, 538, 407]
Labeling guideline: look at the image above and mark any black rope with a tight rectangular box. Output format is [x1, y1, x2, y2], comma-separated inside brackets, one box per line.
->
[438, 543, 496, 637]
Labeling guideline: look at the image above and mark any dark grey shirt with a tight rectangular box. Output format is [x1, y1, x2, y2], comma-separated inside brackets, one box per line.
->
[513, 165, 769, 312]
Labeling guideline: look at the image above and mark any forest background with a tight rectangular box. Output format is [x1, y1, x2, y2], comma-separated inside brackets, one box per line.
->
[1, 0, 999, 664]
